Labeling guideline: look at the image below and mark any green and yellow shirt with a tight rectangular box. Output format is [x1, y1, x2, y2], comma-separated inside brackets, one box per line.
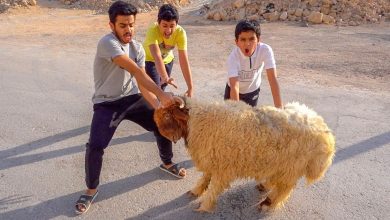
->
[143, 22, 187, 64]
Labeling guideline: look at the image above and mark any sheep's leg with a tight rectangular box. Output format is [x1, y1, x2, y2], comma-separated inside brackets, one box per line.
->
[259, 182, 295, 212]
[255, 179, 270, 192]
[195, 176, 229, 213]
[188, 173, 211, 197]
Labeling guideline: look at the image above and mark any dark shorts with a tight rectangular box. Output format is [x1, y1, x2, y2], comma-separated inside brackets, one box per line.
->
[224, 84, 260, 107]
[85, 94, 172, 189]
[145, 61, 174, 91]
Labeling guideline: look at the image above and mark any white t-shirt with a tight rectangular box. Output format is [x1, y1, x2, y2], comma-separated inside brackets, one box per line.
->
[226, 43, 276, 94]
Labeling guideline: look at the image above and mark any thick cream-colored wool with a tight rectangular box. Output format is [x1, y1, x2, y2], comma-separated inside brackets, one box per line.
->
[155, 98, 335, 212]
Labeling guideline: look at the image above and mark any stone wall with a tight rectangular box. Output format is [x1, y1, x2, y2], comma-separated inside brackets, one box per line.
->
[0, 0, 190, 13]
[59, 0, 190, 13]
[0, 0, 36, 13]
[204, 0, 390, 26]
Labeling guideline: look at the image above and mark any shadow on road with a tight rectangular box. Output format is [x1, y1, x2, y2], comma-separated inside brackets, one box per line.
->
[0, 160, 193, 219]
[129, 180, 268, 220]
[0, 126, 155, 170]
[0, 195, 32, 211]
[334, 131, 390, 164]
[0, 126, 90, 160]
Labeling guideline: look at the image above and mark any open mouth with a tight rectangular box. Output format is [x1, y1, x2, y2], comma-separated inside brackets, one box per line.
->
[123, 33, 132, 41]
[245, 49, 250, 54]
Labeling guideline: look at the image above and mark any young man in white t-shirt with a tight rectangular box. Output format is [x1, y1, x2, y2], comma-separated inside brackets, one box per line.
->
[224, 20, 282, 108]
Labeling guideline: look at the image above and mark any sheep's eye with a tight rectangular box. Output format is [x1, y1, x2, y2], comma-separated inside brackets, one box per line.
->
[164, 114, 170, 120]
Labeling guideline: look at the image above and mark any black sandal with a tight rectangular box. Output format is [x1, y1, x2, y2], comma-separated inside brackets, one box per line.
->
[159, 164, 185, 179]
[75, 191, 98, 214]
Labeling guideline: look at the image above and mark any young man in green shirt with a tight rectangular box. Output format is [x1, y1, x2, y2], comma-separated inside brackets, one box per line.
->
[143, 4, 193, 98]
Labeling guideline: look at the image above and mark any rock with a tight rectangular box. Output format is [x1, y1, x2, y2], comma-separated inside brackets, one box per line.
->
[287, 9, 295, 15]
[213, 12, 221, 21]
[19, 0, 29, 7]
[248, 14, 260, 21]
[289, 15, 297, 21]
[248, 7, 257, 15]
[320, 5, 330, 15]
[348, 21, 359, 26]
[280, 11, 288, 20]
[309, 0, 319, 7]
[269, 11, 280, 22]
[0, 4, 10, 13]
[219, 10, 228, 21]
[340, 12, 352, 21]
[262, 12, 271, 20]
[234, 8, 246, 20]
[206, 11, 215, 19]
[232, 0, 245, 9]
[27, 0, 37, 6]
[303, 9, 311, 17]
[322, 0, 333, 5]
[329, 12, 337, 19]
[308, 11, 323, 24]
[295, 8, 303, 17]
[322, 14, 335, 24]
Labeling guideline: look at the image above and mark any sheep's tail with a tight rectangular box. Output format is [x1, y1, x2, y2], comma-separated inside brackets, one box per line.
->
[305, 132, 336, 185]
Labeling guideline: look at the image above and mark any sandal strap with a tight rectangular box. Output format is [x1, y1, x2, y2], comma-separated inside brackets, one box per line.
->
[77, 194, 94, 203]
[168, 163, 182, 173]
[75, 192, 98, 210]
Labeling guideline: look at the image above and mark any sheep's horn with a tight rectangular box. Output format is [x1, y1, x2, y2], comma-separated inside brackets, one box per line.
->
[173, 96, 185, 108]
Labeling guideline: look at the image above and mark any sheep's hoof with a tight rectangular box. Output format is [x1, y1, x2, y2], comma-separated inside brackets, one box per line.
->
[194, 206, 213, 213]
[256, 184, 266, 192]
[258, 197, 271, 212]
[187, 190, 198, 197]
[187, 190, 200, 198]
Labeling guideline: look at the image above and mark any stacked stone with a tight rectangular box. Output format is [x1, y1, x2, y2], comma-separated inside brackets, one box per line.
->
[0, 0, 36, 13]
[204, 0, 390, 26]
[0, 0, 190, 14]
[60, 0, 190, 13]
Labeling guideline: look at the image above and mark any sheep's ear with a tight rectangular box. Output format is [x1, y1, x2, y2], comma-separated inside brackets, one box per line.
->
[172, 108, 189, 121]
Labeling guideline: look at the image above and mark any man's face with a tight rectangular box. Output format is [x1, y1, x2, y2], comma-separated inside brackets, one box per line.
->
[158, 20, 177, 39]
[235, 31, 259, 57]
[110, 15, 135, 44]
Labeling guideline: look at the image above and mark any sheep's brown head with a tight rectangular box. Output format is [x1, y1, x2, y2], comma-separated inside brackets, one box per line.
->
[154, 96, 189, 143]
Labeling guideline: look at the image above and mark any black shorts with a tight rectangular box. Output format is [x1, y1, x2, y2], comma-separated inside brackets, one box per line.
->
[145, 61, 174, 91]
[224, 84, 260, 107]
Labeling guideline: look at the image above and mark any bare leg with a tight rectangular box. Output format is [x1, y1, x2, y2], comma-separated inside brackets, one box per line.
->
[189, 173, 211, 197]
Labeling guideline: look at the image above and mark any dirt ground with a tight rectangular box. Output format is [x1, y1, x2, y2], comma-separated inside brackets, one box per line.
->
[1, 0, 389, 94]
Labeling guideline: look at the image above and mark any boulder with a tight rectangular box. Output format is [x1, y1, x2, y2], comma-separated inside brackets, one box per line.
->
[308, 11, 323, 23]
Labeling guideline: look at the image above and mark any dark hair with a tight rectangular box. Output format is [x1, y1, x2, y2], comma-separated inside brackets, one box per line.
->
[235, 19, 261, 40]
[158, 4, 179, 23]
[108, 1, 138, 23]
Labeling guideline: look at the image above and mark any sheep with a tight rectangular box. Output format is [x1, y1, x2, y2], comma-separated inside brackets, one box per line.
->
[154, 96, 335, 213]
